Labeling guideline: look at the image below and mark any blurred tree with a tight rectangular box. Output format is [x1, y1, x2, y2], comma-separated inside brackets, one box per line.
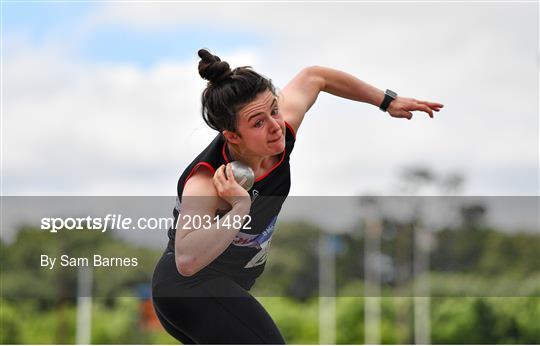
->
[2, 227, 159, 305]
[460, 204, 487, 229]
[253, 221, 320, 300]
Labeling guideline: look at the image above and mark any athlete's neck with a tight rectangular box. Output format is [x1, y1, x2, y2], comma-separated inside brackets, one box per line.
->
[226, 142, 276, 177]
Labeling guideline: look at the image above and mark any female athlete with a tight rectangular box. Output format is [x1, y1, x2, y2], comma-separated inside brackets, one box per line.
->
[151, 49, 443, 344]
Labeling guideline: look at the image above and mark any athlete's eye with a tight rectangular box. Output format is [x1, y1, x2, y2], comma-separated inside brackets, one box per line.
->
[254, 119, 264, 128]
[271, 108, 279, 116]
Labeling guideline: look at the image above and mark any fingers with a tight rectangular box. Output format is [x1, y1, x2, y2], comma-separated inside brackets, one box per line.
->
[212, 165, 224, 191]
[213, 164, 240, 191]
[416, 104, 434, 118]
[417, 100, 444, 111]
[220, 164, 229, 179]
[394, 97, 444, 121]
[225, 164, 234, 182]
[405, 101, 438, 118]
[389, 108, 413, 120]
[399, 110, 413, 120]
[213, 164, 250, 206]
[214, 164, 231, 186]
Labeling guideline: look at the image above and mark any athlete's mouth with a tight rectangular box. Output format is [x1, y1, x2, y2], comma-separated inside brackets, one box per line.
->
[268, 134, 282, 143]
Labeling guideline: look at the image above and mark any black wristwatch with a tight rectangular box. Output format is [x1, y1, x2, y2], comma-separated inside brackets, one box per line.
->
[379, 89, 397, 112]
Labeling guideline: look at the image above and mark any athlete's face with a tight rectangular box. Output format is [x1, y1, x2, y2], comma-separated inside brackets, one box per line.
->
[231, 90, 286, 155]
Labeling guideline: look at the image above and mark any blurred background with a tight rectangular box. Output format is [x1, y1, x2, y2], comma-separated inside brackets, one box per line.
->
[1, 1, 539, 344]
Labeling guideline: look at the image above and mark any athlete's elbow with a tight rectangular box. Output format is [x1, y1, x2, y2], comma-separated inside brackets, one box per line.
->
[175, 254, 199, 277]
[302, 66, 326, 92]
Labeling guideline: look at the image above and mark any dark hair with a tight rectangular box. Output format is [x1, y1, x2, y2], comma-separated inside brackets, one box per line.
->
[197, 48, 276, 133]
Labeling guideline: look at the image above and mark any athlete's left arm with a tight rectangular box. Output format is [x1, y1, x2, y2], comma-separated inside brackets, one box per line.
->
[280, 66, 444, 134]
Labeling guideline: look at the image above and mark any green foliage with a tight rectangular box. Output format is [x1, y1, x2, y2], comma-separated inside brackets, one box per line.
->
[429, 272, 540, 297]
[336, 297, 364, 344]
[91, 297, 146, 344]
[254, 221, 320, 300]
[145, 329, 178, 345]
[257, 297, 319, 344]
[1, 296, 538, 344]
[0, 299, 77, 344]
[2, 227, 161, 304]
[476, 232, 540, 275]
[432, 227, 540, 276]
[431, 297, 540, 344]
[1, 219, 539, 344]
[0, 299, 22, 343]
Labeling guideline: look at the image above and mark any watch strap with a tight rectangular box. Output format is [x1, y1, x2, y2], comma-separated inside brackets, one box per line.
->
[379, 89, 397, 112]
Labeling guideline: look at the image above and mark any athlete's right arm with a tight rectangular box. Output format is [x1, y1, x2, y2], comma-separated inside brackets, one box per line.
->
[174, 163, 251, 277]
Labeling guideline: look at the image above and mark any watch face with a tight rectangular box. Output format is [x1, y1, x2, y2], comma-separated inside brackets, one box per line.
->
[385, 89, 397, 99]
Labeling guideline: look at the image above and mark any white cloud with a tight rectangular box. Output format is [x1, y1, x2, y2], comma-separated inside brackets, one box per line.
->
[3, 40, 261, 195]
[3, 2, 537, 196]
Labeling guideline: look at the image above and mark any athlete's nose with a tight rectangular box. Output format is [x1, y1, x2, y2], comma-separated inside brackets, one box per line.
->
[269, 117, 281, 134]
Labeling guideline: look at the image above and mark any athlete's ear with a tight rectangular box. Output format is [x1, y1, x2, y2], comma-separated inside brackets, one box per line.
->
[222, 130, 242, 144]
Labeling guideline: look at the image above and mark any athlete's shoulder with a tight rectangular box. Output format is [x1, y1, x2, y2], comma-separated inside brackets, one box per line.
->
[284, 121, 297, 141]
[283, 121, 296, 157]
[177, 133, 225, 194]
[183, 166, 216, 197]
[181, 166, 222, 214]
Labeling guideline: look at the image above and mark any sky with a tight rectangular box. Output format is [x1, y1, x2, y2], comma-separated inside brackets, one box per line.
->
[2, 1, 538, 198]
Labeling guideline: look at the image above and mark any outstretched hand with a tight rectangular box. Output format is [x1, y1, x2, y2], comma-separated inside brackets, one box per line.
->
[387, 97, 443, 120]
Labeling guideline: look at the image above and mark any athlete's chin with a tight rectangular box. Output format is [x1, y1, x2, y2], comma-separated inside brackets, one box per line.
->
[268, 138, 285, 153]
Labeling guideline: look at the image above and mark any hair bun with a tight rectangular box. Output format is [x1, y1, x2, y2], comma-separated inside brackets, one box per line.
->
[198, 49, 232, 84]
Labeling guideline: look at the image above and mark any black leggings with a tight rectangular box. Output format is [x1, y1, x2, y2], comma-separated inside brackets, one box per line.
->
[152, 253, 285, 344]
